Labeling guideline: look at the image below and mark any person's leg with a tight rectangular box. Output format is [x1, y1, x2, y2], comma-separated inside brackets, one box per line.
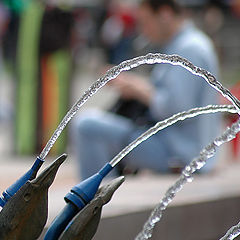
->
[121, 128, 172, 173]
[75, 109, 136, 180]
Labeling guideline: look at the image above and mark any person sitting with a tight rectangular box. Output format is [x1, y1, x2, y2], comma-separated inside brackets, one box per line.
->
[74, 0, 220, 180]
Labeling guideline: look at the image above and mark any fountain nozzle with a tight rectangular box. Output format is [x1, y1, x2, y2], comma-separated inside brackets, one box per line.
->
[65, 162, 113, 208]
[0, 156, 45, 207]
[44, 162, 113, 240]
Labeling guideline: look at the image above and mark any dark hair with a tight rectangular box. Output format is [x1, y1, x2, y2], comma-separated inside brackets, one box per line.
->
[140, 0, 181, 14]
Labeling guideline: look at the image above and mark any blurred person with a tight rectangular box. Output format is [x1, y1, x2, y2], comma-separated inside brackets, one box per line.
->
[37, 6, 73, 155]
[74, 0, 220, 180]
[0, 3, 11, 121]
[2, 0, 74, 155]
[100, 1, 137, 64]
[0, 3, 9, 70]
[231, 0, 240, 17]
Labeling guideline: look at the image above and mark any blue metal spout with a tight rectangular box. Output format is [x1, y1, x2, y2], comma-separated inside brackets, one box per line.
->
[44, 162, 113, 240]
[0, 156, 44, 207]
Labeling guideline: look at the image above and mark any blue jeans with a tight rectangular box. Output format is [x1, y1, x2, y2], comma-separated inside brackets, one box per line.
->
[75, 109, 171, 180]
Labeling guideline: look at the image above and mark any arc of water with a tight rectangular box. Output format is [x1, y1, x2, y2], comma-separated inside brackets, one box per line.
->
[220, 220, 240, 240]
[36, 53, 240, 239]
[135, 118, 240, 240]
[109, 104, 237, 167]
[39, 53, 240, 160]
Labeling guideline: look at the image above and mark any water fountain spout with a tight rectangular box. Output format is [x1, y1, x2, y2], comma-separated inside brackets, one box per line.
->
[0, 154, 67, 240]
[59, 176, 125, 240]
[0, 156, 45, 207]
[44, 162, 113, 240]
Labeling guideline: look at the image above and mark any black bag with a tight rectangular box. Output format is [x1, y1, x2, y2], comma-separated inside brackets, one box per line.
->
[110, 98, 155, 126]
[110, 98, 158, 175]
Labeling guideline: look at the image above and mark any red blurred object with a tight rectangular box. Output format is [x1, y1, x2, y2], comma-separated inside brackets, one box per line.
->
[221, 82, 240, 160]
[231, 0, 240, 18]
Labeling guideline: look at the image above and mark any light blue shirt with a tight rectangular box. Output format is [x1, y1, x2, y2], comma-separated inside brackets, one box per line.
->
[149, 21, 220, 171]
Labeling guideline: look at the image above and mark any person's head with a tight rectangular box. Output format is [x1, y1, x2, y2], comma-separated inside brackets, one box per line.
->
[138, 0, 183, 45]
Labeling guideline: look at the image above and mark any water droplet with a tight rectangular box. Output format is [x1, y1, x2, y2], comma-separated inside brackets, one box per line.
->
[186, 175, 194, 183]
[195, 160, 205, 170]
[182, 166, 192, 177]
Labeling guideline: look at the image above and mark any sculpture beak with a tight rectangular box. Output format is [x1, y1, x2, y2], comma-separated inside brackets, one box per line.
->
[31, 153, 67, 187]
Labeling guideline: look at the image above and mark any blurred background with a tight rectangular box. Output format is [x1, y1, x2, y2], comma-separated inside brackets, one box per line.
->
[0, 0, 239, 182]
[0, 0, 240, 238]
[0, 0, 239, 158]
[0, 0, 240, 186]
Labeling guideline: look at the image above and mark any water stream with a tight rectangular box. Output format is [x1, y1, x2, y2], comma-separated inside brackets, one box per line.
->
[220, 220, 240, 240]
[39, 53, 240, 160]
[109, 104, 237, 167]
[135, 118, 240, 239]
[37, 53, 240, 239]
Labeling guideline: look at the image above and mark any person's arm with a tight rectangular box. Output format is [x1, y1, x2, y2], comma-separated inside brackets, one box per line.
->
[109, 71, 155, 106]
[149, 50, 209, 120]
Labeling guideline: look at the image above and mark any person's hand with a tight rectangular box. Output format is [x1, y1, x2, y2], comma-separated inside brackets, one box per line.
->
[108, 72, 154, 106]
